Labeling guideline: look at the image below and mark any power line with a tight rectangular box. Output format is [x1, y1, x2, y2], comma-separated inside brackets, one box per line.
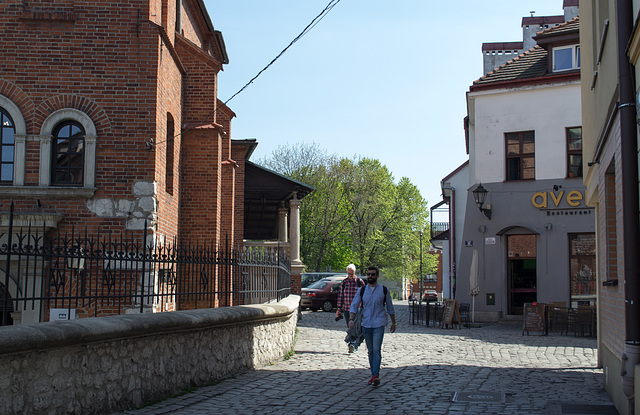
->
[154, 0, 343, 148]
[221, 0, 341, 107]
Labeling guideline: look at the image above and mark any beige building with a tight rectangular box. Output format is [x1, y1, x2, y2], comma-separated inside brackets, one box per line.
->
[580, 0, 640, 414]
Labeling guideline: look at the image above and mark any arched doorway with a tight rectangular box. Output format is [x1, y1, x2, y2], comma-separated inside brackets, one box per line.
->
[506, 234, 537, 315]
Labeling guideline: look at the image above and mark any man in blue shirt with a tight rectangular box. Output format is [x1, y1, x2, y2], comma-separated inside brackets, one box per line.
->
[348, 266, 396, 386]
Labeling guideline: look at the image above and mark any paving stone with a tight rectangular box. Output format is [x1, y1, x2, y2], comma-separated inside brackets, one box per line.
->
[115, 303, 615, 415]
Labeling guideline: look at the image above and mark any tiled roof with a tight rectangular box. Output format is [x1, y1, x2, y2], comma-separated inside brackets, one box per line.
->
[482, 42, 523, 52]
[536, 16, 579, 39]
[472, 17, 580, 89]
[521, 15, 564, 26]
[472, 46, 548, 87]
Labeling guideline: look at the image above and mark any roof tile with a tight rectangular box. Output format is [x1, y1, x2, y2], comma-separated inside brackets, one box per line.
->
[473, 46, 548, 86]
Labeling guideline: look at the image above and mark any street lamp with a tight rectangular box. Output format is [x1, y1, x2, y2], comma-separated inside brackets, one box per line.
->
[419, 230, 423, 306]
[472, 183, 492, 219]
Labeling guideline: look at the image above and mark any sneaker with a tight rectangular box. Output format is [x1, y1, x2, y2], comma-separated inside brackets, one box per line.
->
[371, 375, 380, 386]
[348, 344, 354, 353]
[367, 376, 375, 385]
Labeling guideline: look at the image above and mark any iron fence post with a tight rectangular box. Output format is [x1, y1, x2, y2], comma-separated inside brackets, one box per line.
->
[2, 202, 14, 326]
[140, 220, 147, 313]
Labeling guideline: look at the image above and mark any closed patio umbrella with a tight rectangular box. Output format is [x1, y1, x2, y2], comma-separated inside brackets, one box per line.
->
[469, 249, 479, 322]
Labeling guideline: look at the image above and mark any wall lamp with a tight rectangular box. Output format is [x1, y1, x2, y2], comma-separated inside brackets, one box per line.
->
[472, 183, 492, 219]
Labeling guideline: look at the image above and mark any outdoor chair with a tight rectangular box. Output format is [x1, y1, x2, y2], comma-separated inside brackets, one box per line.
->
[459, 302, 471, 328]
[574, 306, 596, 337]
[547, 302, 567, 332]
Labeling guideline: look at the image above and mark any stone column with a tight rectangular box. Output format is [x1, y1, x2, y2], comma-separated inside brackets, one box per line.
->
[39, 135, 51, 186]
[278, 201, 288, 243]
[13, 135, 26, 186]
[288, 193, 304, 295]
[289, 193, 301, 265]
[84, 135, 97, 187]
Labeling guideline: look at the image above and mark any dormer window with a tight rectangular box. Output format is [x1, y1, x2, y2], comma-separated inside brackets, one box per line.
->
[553, 45, 580, 71]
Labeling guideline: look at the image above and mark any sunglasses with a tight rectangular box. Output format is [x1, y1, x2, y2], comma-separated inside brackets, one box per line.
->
[366, 272, 377, 276]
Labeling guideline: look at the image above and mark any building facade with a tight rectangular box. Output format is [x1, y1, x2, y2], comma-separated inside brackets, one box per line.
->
[580, 0, 640, 413]
[0, 0, 309, 324]
[434, 3, 595, 323]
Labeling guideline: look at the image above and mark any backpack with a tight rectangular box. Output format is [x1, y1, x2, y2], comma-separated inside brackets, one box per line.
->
[359, 284, 387, 307]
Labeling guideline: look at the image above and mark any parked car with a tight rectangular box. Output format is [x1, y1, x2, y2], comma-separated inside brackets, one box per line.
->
[301, 272, 345, 288]
[422, 290, 438, 302]
[300, 277, 346, 312]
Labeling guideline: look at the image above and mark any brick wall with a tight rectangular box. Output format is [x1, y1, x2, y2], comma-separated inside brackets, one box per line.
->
[1, 0, 243, 318]
[507, 234, 537, 258]
[600, 156, 626, 357]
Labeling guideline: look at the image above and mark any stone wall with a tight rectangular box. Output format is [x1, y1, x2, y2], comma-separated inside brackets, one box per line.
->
[0, 295, 300, 415]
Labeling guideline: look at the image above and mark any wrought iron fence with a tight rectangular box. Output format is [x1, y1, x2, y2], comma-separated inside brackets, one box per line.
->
[0, 205, 291, 325]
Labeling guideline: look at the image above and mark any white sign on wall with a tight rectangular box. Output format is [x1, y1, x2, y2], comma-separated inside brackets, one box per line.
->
[50, 308, 76, 321]
[485, 237, 496, 245]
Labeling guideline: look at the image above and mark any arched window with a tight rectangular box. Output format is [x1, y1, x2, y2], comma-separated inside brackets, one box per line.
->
[0, 109, 15, 184]
[51, 121, 85, 186]
[40, 109, 96, 190]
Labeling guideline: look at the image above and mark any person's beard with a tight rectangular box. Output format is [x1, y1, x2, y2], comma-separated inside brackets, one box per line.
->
[367, 277, 376, 284]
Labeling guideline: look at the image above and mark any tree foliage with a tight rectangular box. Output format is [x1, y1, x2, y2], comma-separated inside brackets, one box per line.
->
[257, 143, 433, 282]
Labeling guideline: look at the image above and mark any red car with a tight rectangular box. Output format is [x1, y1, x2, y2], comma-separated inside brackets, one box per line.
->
[300, 277, 346, 312]
[422, 290, 438, 302]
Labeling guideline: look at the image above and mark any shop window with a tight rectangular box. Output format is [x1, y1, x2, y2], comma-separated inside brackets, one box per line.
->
[569, 233, 596, 299]
[505, 131, 535, 181]
[566, 127, 582, 178]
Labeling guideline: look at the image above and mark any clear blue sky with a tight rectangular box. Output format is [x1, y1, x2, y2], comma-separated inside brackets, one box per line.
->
[205, 0, 567, 218]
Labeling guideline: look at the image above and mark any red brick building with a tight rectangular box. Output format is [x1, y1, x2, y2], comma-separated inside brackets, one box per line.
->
[0, 0, 310, 323]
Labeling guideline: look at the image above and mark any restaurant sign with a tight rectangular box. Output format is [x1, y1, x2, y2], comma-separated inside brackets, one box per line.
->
[531, 190, 585, 209]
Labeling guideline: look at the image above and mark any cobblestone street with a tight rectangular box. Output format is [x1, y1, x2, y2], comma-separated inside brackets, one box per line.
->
[118, 303, 617, 415]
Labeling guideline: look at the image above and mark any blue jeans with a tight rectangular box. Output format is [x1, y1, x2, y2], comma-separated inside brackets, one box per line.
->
[362, 326, 385, 377]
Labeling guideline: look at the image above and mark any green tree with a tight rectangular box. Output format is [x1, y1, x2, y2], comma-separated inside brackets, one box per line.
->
[257, 144, 432, 280]
[257, 143, 352, 271]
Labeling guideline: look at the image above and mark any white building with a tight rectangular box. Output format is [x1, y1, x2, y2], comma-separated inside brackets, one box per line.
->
[433, 6, 594, 321]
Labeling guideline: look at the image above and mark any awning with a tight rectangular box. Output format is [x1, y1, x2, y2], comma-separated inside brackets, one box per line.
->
[244, 161, 314, 240]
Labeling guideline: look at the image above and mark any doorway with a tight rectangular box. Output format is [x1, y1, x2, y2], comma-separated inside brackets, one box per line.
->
[507, 234, 537, 315]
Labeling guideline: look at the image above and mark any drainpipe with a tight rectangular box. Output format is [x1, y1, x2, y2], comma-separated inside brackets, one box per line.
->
[175, 0, 182, 34]
[442, 186, 456, 300]
[616, 0, 640, 402]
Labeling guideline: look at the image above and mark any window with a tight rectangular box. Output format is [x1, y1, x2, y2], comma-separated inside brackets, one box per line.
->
[553, 45, 580, 71]
[0, 109, 15, 184]
[166, 114, 174, 195]
[569, 233, 596, 298]
[39, 109, 97, 190]
[567, 127, 582, 178]
[51, 121, 85, 186]
[505, 131, 535, 181]
[0, 95, 26, 186]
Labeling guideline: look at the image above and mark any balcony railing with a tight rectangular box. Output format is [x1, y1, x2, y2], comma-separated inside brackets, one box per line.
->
[430, 222, 450, 240]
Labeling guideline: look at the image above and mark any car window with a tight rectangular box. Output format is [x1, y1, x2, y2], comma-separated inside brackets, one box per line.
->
[331, 284, 341, 293]
[307, 280, 328, 289]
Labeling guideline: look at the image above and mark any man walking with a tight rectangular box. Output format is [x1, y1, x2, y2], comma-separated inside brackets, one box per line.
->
[348, 266, 396, 386]
[336, 264, 364, 352]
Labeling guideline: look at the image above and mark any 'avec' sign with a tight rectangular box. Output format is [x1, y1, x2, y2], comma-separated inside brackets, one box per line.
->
[531, 190, 585, 208]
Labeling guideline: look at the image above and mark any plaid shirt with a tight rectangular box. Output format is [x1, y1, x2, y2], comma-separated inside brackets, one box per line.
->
[337, 277, 364, 310]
